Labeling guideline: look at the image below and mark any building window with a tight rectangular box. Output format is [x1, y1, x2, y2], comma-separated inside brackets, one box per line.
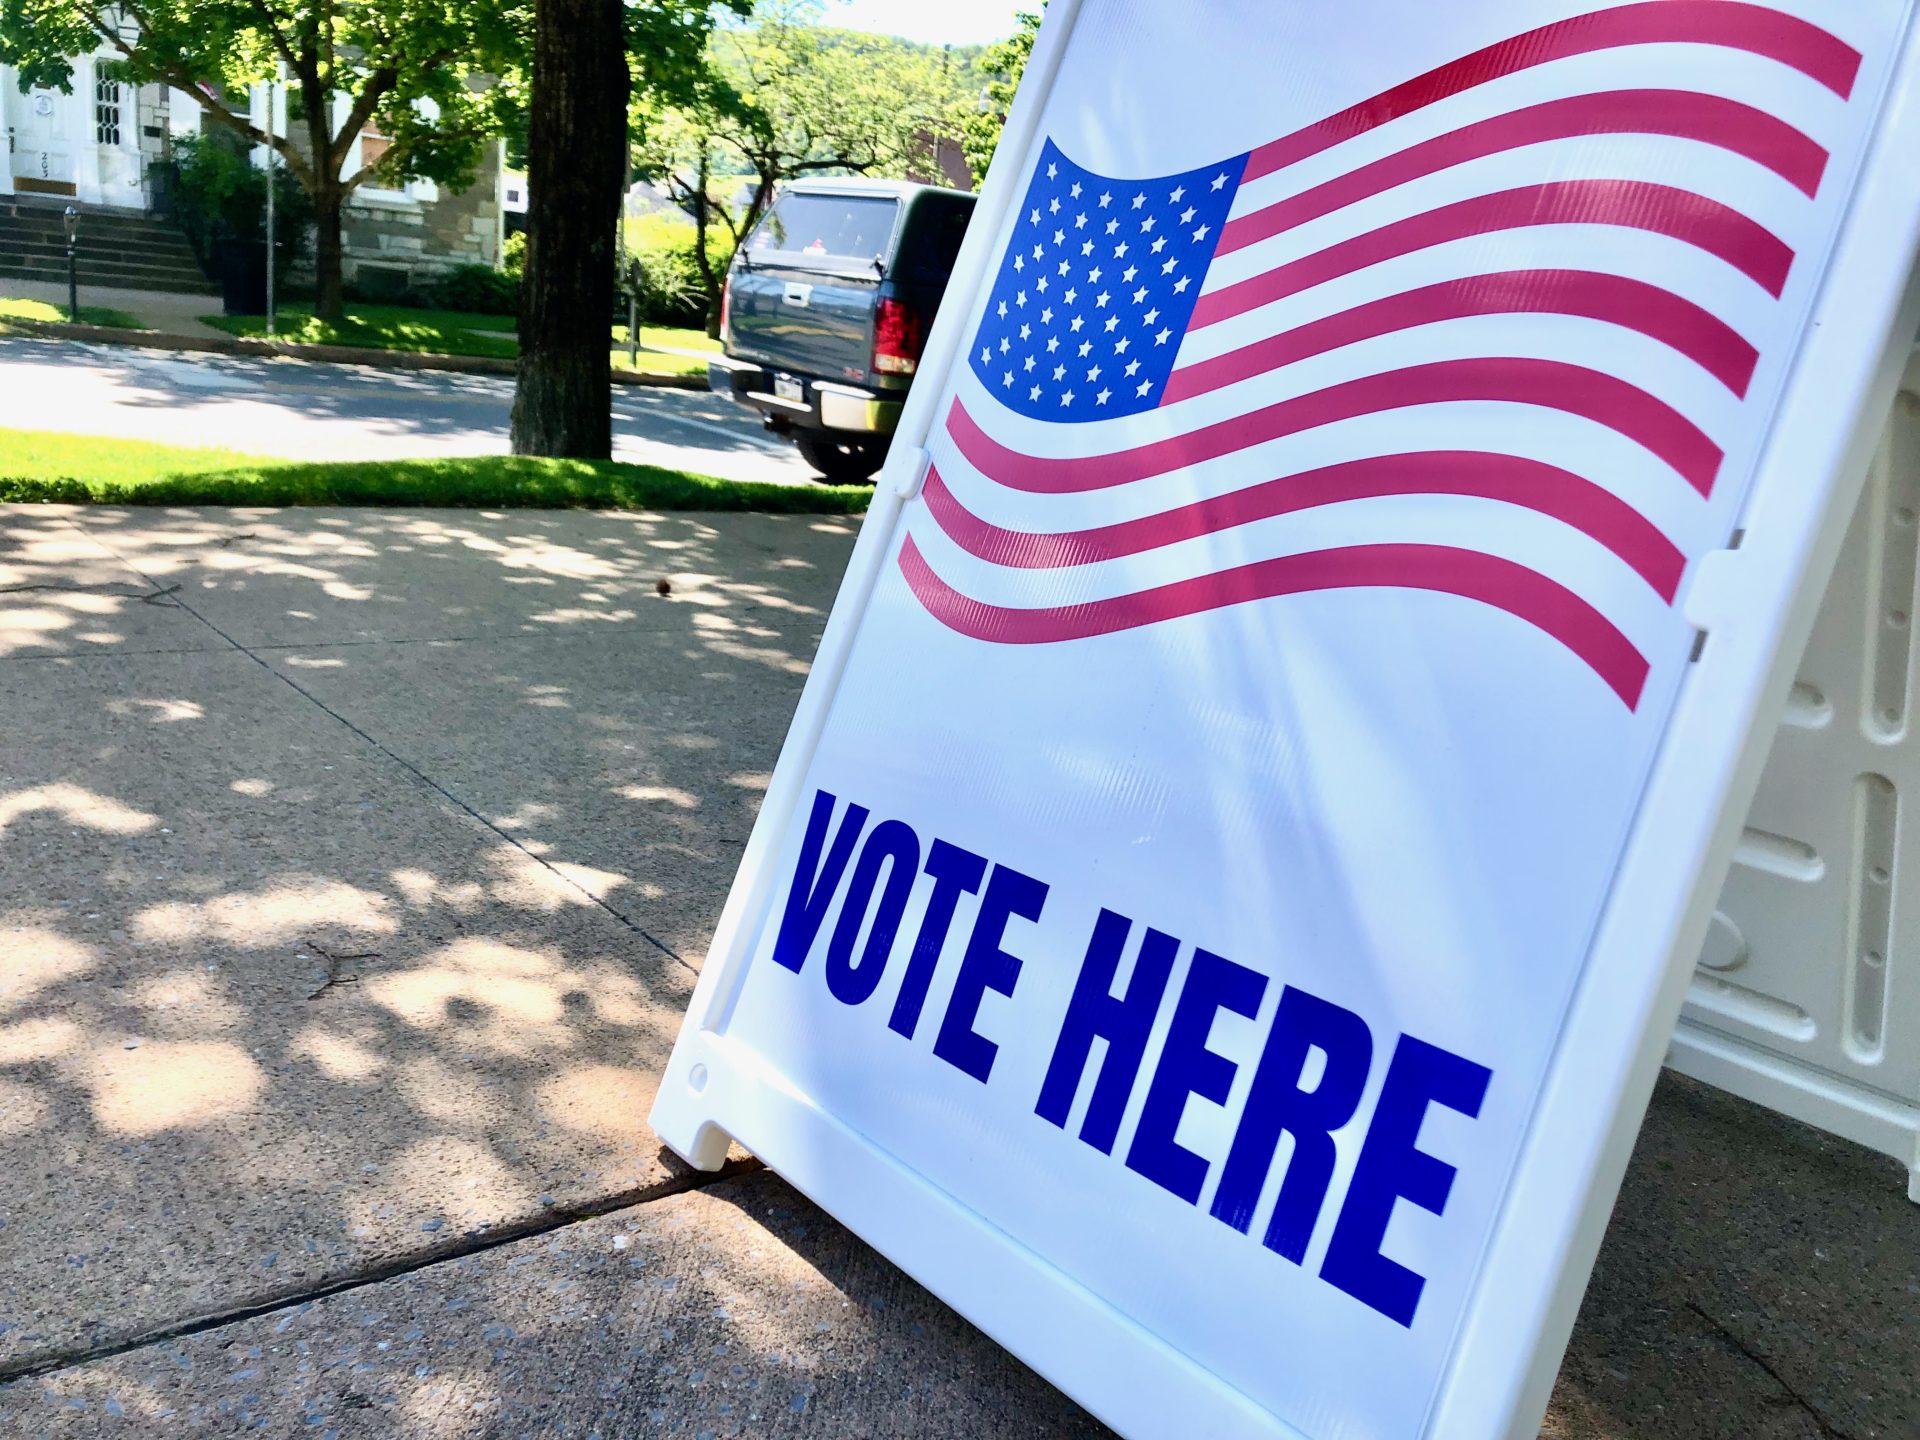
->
[94, 76, 121, 146]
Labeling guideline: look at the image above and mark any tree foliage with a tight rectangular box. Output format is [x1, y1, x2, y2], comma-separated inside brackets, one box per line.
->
[631, 0, 977, 334]
[960, 7, 1041, 187]
[715, 2, 966, 193]
[0, 0, 524, 318]
[163, 130, 314, 269]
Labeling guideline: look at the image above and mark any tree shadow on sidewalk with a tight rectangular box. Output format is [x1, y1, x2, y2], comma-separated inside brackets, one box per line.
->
[0, 502, 857, 1375]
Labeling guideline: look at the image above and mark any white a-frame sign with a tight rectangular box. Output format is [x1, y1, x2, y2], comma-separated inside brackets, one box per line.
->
[653, 3, 1920, 1435]
[1673, 342, 1920, 1202]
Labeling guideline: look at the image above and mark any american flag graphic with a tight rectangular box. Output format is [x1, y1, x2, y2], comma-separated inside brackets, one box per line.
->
[898, 0, 1865, 711]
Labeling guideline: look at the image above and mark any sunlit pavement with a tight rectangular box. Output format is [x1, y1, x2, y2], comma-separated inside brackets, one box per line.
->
[0, 505, 1913, 1437]
[0, 335, 817, 486]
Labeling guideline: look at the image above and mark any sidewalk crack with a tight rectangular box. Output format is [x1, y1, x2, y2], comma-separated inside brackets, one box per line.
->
[63, 517, 692, 974]
[1686, 1302, 1856, 1440]
[0, 1155, 760, 1387]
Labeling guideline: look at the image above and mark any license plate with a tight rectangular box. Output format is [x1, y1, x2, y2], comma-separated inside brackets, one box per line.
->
[775, 375, 805, 404]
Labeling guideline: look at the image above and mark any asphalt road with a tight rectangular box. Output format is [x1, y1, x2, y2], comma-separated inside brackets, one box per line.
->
[0, 335, 816, 486]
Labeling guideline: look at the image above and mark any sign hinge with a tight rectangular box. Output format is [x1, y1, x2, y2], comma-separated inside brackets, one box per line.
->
[893, 445, 933, 501]
[1681, 543, 1754, 641]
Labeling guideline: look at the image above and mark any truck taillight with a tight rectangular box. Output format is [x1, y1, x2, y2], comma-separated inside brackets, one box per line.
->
[719, 280, 732, 348]
[873, 297, 923, 376]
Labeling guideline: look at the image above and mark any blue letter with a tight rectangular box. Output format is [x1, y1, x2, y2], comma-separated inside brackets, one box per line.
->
[932, 864, 1048, 1083]
[822, 819, 921, 1007]
[888, 839, 989, 1040]
[1124, 950, 1267, 1205]
[1210, 987, 1374, 1263]
[771, 790, 868, 974]
[1034, 910, 1179, 1154]
[1320, 1035, 1492, 1327]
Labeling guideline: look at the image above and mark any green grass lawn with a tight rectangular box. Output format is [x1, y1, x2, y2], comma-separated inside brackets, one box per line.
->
[0, 428, 870, 513]
[0, 296, 144, 329]
[610, 324, 718, 378]
[201, 303, 520, 359]
[202, 306, 720, 377]
[612, 324, 720, 355]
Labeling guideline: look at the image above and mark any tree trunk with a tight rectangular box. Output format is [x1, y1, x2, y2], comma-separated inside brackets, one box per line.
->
[313, 183, 346, 323]
[308, 90, 347, 324]
[511, 0, 630, 459]
[690, 151, 723, 341]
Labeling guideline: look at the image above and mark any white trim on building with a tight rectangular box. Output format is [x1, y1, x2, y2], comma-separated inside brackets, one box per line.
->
[2, 51, 156, 208]
[8, 58, 504, 286]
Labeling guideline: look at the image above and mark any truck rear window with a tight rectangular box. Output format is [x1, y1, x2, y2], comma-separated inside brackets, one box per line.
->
[901, 196, 974, 284]
[749, 193, 899, 265]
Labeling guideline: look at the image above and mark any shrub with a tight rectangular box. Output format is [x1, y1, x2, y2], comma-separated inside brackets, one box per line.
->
[432, 263, 520, 316]
[157, 132, 313, 273]
[502, 229, 527, 277]
[623, 213, 734, 328]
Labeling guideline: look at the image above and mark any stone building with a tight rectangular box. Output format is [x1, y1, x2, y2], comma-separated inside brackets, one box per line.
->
[176, 81, 506, 293]
[331, 139, 506, 295]
[2, 45, 504, 291]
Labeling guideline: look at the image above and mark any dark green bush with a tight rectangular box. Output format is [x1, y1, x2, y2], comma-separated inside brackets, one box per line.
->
[345, 266, 415, 305]
[432, 263, 520, 316]
[157, 132, 313, 273]
[623, 214, 732, 328]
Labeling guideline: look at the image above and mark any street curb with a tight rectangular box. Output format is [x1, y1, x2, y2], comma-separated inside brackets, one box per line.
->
[0, 318, 709, 390]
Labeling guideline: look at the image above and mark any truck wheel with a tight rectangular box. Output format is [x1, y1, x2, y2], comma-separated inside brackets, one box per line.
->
[796, 433, 887, 484]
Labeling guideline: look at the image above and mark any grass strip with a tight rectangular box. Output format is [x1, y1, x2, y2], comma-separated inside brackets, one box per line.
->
[610, 351, 707, 378]
[0, 297, 144, 329]
[200, 307, 520, 360]
[0, 429, 868, 514]
[202, 308, 720, 377]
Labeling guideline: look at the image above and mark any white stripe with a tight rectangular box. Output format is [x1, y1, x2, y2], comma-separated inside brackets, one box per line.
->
[1224, 42, 1849, 221]
[1166, 299, 1745, 442]
[904, 485, 1674, 660]
[935, 370, 1720, 569]
[1173, 224, 1773, 371]
[948, 335, 1727, 500]
[1206, 135, 1819, 299]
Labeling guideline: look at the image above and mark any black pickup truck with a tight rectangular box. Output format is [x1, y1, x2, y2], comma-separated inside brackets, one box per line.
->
[708, 178, 976, 483]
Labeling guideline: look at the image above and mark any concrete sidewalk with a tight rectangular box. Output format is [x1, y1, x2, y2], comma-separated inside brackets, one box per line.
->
[0, 505, 1913, 1438]
[1, 277, 229, 338]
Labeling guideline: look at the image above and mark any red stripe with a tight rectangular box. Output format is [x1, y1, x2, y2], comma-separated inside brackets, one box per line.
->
[1205, 180, 1794, 320]
[1230, 89, 1827, 256]
[923, 453, 1687, 600]
[899, 534, 1650, 708]
[1166, 270, 1758, 402]
[948, 359, 1725, 496]
[1241, 1, 1860, 184]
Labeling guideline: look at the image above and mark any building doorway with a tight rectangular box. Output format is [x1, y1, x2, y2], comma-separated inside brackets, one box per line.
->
[13, 85, 77, 196]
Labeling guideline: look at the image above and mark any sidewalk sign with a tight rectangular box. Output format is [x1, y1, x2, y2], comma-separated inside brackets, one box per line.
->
[653, 4, 1920, 1435]
[1677, 350, 1920, 1202]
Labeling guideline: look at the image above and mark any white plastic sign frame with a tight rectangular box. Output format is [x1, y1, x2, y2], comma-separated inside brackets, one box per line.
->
[654, 4, 1920, 1436]
[1672, 350, 1920, 1203]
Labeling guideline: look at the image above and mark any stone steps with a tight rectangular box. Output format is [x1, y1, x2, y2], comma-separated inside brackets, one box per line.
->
[0, 251, 216, 292]
[0, 195, 216, 294]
